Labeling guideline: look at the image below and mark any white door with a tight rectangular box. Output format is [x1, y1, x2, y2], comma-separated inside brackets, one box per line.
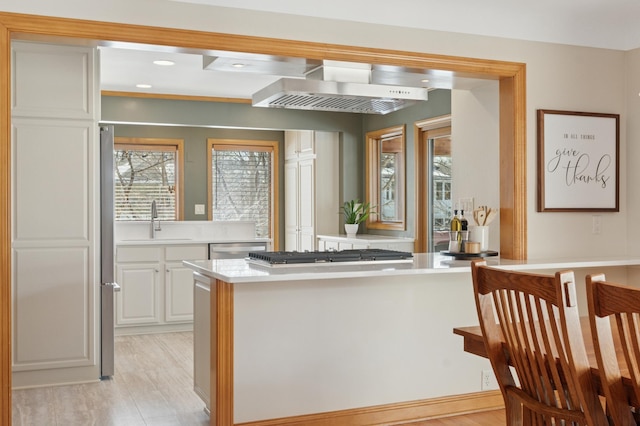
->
[298, 158, 315, 251]
[284, 160, 299, 250]
[11, 41, 100, 386]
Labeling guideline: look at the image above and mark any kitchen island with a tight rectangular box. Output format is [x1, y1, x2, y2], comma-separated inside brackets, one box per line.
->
[184, 253, 640, 425]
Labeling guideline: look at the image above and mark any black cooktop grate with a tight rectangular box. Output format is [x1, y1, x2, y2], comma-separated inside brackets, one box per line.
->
[247, 249, 413, 265]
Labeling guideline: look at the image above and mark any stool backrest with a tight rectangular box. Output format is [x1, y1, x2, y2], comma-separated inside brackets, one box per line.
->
[472, 260, 607, 425]
[587, 274, 640, 426]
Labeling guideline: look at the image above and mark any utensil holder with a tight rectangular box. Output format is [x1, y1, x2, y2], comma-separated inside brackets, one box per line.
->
[470, 226, 489, 251]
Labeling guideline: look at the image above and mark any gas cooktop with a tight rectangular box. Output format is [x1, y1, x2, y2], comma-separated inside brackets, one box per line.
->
[247, 249, 413, 266]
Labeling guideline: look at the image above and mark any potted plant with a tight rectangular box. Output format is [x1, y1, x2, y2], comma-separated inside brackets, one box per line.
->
[341, 199, 374, 236]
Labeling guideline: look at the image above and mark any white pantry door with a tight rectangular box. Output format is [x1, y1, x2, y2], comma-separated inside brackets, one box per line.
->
[11, 41, 101, 387]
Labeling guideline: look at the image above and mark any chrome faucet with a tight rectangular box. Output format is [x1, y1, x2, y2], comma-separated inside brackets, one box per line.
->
[150, 200, 161, 238]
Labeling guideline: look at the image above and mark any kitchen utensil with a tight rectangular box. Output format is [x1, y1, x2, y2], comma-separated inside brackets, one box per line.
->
[477, 210, 486, 226]
[485, 208, 497, 225]
[473, 208, 483, 225]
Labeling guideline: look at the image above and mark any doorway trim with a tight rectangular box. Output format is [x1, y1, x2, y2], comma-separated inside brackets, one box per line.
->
[414, 115, 452, 253]
[0, 11, 526, 423]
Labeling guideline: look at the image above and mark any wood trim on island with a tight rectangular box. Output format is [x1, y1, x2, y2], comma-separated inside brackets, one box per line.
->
[214, 279, 235, 425]
[0, 11, 527, 425]
[237, 391, 504, 426]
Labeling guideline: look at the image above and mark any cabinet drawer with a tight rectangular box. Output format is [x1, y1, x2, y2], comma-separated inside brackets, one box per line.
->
[117, 246, 162, 262]
[324, 241, 339, 251]
[166, 245, 207, 261]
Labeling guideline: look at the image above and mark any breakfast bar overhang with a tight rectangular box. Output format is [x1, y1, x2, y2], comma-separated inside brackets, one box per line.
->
[183, 254, 640, 425]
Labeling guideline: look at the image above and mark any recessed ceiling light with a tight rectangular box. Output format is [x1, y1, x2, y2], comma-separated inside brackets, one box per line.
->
[231, 63, 246, 68]
[136, 84, 152, 89]
[421, 79, 430, 83]
[153, 59, 175, 66]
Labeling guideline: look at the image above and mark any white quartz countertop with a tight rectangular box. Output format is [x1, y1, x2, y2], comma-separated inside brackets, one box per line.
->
[182, 253, 640, 284]
[317, 234, 414, 243]
[116, 237, 270, 246]
[115, 220, 270, 246]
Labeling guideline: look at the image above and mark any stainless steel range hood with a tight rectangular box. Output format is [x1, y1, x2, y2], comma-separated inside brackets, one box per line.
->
[252, 61, 429, 115]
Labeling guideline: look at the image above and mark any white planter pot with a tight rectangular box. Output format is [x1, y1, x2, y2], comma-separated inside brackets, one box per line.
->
[344, 224, 359, 236]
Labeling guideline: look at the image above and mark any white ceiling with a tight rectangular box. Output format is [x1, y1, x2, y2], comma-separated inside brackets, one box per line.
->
[100, 0, 640, 99]
[169, 0, 640, 50]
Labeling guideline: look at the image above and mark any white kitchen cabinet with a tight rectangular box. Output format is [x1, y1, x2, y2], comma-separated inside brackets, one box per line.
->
[284, 129, 314, 160]
[116, 263, 161, 325]
[115, 246, 162, 327]
[11, 41, 101, 387]
[317, 235, 415, 252]
[115, 243, 207, 334]
[165, 245, 207, 322]
[284, 131, 339, 251]
[165, 263, 196, 322]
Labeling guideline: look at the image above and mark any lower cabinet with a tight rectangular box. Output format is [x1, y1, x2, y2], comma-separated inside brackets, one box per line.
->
[115, 244, 207, 333]
[165, 262, 196, 322]
[318, 237, 414, 252]
[116, 262, 161, 326]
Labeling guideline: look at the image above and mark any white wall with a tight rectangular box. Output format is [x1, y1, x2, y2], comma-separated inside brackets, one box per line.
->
[625, 48, 640, 256]
[452, 83, 501, 252]
[1, 1, 630, 259]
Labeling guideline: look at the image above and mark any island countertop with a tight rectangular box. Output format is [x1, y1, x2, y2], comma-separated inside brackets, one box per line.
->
[185, 252, 640, 424]
[182, 253, 640, 284]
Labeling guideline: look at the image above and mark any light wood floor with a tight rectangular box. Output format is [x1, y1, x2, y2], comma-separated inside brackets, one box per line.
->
[12, 331, 505, 426]
[12, 332, 209, 426]
[403, 409, 506, 425]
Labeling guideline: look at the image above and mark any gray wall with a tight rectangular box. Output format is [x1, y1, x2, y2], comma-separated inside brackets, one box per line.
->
[363, 89, 452, 238]
[101, 91, 451, 241]
[110, 124, 285, 221]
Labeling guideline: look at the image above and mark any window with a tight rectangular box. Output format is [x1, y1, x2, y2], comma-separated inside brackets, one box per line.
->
[430, 133, 452, 251]
[208, 139, 278, 239]
[365, 125, 406, 230]
[114, 138, 184, 221]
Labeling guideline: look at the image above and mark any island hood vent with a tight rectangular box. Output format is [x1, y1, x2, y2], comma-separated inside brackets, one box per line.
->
[252, 61, 429, 115]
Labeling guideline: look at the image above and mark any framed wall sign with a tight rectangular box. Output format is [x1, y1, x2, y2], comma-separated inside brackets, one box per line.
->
[537, 109, 619, 212]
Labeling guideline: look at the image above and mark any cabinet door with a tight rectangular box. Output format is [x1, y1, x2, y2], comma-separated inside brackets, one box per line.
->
[324, 241, 339, 251]
[116, 263, 161, 326]
[165, 262, 195, 322]
[284, 160, 299, 251]
[11, 42, 100, 386]
[298, 130, 315, 157]
[285, 130, 315, 160]
[298, 158, 315, 251]
[284, 131, 299, 160]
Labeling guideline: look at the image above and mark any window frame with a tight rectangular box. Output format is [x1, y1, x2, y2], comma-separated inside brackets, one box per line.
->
[365, 125, 406, 231]
[207, 138, 279, 243]
[114, 137, 184, 221]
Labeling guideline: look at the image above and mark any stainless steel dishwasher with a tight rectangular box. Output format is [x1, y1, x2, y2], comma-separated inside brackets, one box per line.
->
[208, 241, 268, 259]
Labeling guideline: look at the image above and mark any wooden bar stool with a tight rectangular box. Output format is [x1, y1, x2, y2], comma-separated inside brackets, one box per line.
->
[472, 260, 608, 425]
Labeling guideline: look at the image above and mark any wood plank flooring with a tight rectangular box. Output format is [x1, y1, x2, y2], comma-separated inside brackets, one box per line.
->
[402, 409, 506, 425]
[12, 332, 209, 426]
[12, 331, 506, 426]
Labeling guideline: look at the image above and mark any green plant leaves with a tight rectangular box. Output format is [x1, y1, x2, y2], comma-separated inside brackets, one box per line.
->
[341, 199, 374, 224]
